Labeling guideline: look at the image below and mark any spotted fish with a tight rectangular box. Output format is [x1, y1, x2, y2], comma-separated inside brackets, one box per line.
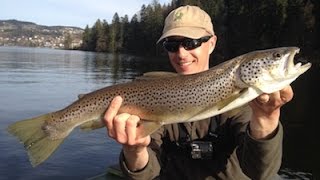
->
[7, 47, 311, 167]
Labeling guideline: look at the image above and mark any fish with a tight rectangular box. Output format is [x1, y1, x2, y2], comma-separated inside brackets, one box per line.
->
[7, 46, 311, 167]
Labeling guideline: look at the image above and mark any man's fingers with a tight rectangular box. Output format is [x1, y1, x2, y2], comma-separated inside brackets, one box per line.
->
[114, 113, 130, 144]
[251, 85, 294, 115]
[102, 96, 148, 147]
[125, 115, 140, 145]
[280, 85, 293, 103]
[104, 96, 123, 137]
[256, 85, 293, 105]
[256, 94, 270, 104]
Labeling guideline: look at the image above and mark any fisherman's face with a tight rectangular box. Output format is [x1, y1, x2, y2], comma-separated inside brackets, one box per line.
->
[165, 35, 216, 75]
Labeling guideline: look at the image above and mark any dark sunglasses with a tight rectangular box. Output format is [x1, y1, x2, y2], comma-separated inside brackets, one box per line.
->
[162, 36, 212, 52]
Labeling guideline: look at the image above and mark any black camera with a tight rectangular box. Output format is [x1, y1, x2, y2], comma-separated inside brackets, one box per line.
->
[190, 141, 213, 159]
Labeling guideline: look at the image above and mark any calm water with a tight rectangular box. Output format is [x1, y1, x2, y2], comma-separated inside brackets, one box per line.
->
[0, 47, 318, 179]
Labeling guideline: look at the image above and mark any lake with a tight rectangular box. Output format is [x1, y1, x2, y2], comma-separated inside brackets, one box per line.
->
[0, 46, 318, 180]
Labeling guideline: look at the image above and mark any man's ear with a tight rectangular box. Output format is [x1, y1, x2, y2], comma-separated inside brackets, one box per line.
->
[208, 35, 217, 54]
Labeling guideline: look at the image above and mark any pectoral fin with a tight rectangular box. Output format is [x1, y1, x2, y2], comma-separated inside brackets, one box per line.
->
[80, 119, 105, 131]
[216, 89, 248, 110]
[218, 87, 263, 112]
[187, 87, 260, 122]
[136, 120, 162, 139]
[223, 105, 251, 118]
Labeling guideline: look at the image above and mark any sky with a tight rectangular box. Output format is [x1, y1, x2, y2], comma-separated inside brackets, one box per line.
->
[2, 0, 171, 29]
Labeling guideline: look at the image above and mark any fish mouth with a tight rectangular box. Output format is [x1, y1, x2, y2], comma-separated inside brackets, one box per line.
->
[286, 47, 311, 76]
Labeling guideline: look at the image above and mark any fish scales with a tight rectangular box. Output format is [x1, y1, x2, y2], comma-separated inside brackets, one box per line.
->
[120, 67, 238, 121]
[43, 63, 240, 138]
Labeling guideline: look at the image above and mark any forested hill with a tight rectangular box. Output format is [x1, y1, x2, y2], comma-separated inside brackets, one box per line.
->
[0, 19, 83, 49]
[81, 0, 320, 64]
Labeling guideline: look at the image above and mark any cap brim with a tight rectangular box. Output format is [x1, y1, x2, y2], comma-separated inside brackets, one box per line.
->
[157, 27, 210, 43]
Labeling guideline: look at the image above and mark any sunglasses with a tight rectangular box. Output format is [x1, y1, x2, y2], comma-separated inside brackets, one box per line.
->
[162, 36, 212, 52]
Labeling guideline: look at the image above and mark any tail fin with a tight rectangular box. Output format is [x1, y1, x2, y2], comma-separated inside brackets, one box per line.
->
[7, 114, 65, 167]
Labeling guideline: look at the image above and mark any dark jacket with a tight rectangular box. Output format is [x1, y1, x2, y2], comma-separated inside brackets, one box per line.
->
[119, 106, 283, 180]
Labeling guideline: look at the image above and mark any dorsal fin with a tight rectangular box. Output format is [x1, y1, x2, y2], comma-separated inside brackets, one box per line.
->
[78, 94, 86, 99]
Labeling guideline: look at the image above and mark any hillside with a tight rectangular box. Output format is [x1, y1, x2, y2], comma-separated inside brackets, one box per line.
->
[0, 19, 84, 49]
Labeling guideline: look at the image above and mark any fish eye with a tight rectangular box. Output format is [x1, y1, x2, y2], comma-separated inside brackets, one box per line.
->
[273, 52, 282, 59]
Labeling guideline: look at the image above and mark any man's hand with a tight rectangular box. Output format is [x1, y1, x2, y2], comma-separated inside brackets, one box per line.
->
[248, 85, 293, 139]
[104, 96, 150, 171]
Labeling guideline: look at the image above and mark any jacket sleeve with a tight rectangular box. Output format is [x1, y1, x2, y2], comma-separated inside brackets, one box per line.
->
[119, 126, 165, 180]
[222, 106, 283, 180]
[238, 123, 283, 179]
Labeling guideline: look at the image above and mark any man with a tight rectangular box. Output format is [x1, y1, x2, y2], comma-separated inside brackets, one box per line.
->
[104, 5, 292, 179]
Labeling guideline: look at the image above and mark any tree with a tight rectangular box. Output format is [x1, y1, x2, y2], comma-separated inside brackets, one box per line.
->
[64, 33, 72, 49]
[137, 0, 164, 55]
[81, 25, 94, 51]
[94, 19, 107, 52]
[120, 15, 129, 52]
[78, 0, 319, 62]
[125, 14, 143, 54]
[109, 13, 121, 52]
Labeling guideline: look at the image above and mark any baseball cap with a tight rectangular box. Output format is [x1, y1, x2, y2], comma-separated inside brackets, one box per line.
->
[157, 5, 214, 43]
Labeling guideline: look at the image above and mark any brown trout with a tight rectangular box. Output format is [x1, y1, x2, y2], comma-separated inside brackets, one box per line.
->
[7, 47, 311, 167]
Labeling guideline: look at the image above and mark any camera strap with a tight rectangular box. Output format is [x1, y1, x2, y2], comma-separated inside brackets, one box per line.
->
[177, 123, 191, 144]
[161, 117, 222, 164]
[178, 116, 220, 143]
[207, 116, 220, 140]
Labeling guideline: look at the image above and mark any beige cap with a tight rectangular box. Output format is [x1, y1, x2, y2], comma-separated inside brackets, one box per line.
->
[157, 5, 214, 43]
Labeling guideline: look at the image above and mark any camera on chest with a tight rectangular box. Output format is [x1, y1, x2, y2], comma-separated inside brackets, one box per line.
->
[168, 121, 220, 160]
[189, 140, 213, 159]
